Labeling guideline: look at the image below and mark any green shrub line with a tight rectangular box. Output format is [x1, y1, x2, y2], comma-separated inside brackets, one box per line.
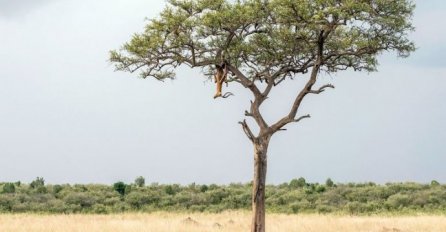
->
[1, 177, 445, 215]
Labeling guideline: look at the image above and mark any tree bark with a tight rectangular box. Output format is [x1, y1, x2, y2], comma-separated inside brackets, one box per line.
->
[251, 138, 269, 232]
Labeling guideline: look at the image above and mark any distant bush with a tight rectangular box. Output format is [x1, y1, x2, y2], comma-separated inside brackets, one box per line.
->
[35, 186, 48, 194]
[125, 192, 151, 209]
[326, 178, 334, 188]
[2, 183, 15, 194]
[113, 182, 127, 196]
[431, 180, 440, 186]
[64, 192, 96, 208]
[315, 185, 326, 193]
[30, 177, 45, 189]
[0, 177, 445, 215]
[200, 185, 209, 193]
[290, 177, 306, 188]
[52, 185, 63, 194]
[164, 185, 175, 195]
[386, 193, 410, 209]
[135, 176, 145, 188]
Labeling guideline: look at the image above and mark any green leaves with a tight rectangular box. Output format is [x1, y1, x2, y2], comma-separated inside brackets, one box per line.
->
[110, 0, 415, 82]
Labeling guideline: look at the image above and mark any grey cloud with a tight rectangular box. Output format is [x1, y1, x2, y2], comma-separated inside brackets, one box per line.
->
[0, 0, 54, 18]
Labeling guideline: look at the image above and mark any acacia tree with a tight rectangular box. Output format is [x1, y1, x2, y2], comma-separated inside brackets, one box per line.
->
[110, 0, 415, 231]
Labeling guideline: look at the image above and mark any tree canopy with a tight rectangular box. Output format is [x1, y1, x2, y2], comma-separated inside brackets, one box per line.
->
[110, 0, 415, 82]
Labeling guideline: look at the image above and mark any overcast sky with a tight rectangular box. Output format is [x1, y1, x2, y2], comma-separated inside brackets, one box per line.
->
[0, 0, 445, 185]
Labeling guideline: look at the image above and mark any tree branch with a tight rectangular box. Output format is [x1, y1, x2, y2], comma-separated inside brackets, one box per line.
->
[245, 110, 254, 118]
[227, 63, 262, 98]
[227, 63, 269, 131]
[269, 29, 329, 134]
[262, 75, 274, 97]
[294, 114, 311, 122]
[308, 84, 335, 94]
[239, 120, 256, 142]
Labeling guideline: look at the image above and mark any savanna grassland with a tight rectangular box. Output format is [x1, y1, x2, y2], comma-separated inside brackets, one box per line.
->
[1, 212, 446, 232]
[2, 178, 446, 231]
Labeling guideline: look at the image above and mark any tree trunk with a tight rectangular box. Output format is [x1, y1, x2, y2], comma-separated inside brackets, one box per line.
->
[251, 138, 269, 232]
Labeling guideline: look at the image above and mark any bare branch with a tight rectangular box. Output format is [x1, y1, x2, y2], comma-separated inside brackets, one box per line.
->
[262, 75, 274, 97]
[267, 114, 311, 134]
[245, 110, 254, 117]
[308, 84, 335, 94]
[213, 92, 234, 99]
[294, 114, 311, 122]
[239, 120, 256, 142]
[222, 92, 234, 98]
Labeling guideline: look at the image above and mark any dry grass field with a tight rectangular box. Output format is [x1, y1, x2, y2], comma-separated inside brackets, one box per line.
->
[0, 212, 445, 232]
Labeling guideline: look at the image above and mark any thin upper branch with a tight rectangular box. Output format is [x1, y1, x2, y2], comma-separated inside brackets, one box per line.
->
[308, 84, 335, 94]
[239, 120, 256, 142]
